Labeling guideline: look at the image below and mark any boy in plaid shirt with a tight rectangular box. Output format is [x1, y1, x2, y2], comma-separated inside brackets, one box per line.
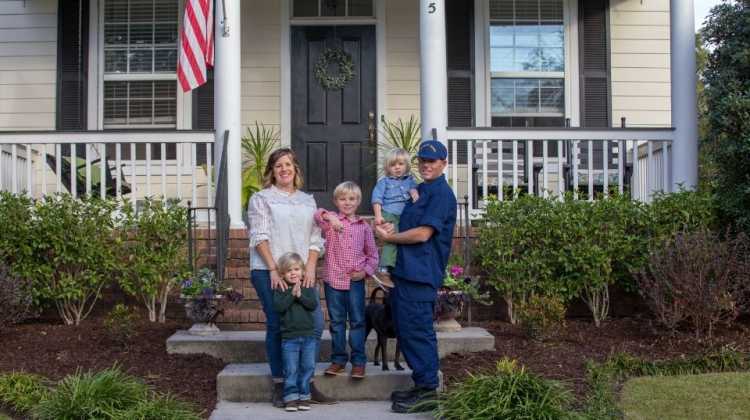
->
[314, 181, 379, 379]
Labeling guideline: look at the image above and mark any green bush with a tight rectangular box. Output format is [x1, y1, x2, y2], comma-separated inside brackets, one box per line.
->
[0, 372, 49, 413]
[108, 394, 202, 420]
[516, 294, 566, 341]
[33, 367, 148, 420]
[103, 304, 140, 348]
[0, 192, 35, 279]
[119, 199, 189, 323]
[432, 358, 575, 420]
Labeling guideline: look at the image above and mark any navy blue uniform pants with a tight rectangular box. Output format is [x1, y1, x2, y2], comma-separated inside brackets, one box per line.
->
[391, 279, 440, 390]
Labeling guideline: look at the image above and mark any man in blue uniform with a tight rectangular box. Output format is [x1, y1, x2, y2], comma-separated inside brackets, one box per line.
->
[374, 140, 457, 414]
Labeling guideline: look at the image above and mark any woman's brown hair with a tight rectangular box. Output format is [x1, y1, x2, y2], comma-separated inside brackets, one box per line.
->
[262, 148, 304, 189]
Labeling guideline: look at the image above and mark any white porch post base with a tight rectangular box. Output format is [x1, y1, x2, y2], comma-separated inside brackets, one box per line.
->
[419, 0, 448, 145]
[670, 0, 699, 190]
[215, 0, 245, 228]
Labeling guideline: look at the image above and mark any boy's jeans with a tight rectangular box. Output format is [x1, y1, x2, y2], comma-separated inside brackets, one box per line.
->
[251, 269, 324, 379]
[325, 280, 367, 367]
[281, 336, 317, 402]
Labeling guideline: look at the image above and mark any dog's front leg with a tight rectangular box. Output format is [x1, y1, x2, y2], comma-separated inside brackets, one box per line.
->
[373, 339, 381, 366]
[381, 336, 390, 371]
[394, 341, 404, 370]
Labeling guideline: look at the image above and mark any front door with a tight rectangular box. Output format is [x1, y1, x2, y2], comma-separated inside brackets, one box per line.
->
[291, 26, 377, 213]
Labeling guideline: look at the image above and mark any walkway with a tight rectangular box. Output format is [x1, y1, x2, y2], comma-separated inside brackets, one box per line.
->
[210, 401, 434, 420]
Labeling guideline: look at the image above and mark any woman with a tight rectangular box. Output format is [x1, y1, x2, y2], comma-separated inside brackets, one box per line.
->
[247, 148, 334, 407]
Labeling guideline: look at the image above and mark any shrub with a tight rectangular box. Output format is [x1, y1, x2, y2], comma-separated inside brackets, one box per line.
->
[119, 199, 189, 323]
[637, 229, 750, 338]
[103, 304, 140, 348]
[30, 194, 120, 325]
[33, 366, 148, 420]
[516, 294, 566, 341]
[432, 358, 575, 420]
[0, 263, 38, 330]
[0, 192, 34, 279]
[108, 394, 202, 420]
[648, 189, 718, 243]
[241, 122, 279, 209]
[0, 372, 49, 414]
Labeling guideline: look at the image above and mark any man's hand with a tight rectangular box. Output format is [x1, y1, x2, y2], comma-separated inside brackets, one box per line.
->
[350, 270, 366, 281]
[374, 215, 385, 226]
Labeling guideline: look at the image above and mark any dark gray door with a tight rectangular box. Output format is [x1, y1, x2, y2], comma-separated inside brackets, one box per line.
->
[291, 26, 377, 213]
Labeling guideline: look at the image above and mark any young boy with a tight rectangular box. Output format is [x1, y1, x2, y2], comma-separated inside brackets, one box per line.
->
[371, 148, 419, 284]
[315, 181, 379, 379]
[272, 252, 319, 412]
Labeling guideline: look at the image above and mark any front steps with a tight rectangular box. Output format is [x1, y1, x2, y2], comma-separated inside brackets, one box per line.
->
[167, 327, 495, 363]
[217, 363, 443, 402]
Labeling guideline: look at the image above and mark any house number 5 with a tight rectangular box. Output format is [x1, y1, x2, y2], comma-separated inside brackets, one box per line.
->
[428, 2, 436, 13]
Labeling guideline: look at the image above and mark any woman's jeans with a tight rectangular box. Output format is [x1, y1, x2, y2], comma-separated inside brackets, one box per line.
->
[324, 281, 367, 367]
[281, 336, 317, 402]
[251, 269, 324, 378]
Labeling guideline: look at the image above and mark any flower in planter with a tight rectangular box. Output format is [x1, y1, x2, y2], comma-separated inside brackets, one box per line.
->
[180, 268, 244, 324]
[442, 265, 492, 306]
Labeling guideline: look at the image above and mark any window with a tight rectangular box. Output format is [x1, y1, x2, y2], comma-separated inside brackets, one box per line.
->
[102, 0, 180, 129]
[489, 0, 565, 128]
[292, 0, 374, 18]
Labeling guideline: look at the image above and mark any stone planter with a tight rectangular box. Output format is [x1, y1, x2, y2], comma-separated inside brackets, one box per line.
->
[434, 289, 466, 332]
[182, 295, 224, 336]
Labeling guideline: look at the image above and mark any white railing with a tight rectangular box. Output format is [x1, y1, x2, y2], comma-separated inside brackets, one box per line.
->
[445, 127, 675, 219]
[0, 130, 216, 207]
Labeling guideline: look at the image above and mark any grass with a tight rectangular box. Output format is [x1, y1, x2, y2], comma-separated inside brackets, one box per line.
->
[619, 372, 750, 420]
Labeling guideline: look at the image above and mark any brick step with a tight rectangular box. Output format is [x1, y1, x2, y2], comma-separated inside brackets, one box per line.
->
[217, 363, 443, 402]
[166, 327, 495, 363]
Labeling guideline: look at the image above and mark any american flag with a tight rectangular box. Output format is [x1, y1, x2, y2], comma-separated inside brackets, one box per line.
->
[177, 0, 214, 92]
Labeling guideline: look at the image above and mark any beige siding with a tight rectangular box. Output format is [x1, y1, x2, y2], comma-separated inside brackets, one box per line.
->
[241, 0, 282, 139]
[610, 0, 671, 127]
[0, 0, 57, 130]
[385, 0, 420, 124]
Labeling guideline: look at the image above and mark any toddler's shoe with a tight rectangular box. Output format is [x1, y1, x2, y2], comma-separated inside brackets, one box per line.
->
[285, 400, 298, 412]
[324, 363, 346, 376]
[297, 400, 311, 411]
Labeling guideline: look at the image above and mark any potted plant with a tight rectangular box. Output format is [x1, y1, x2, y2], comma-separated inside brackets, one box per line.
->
[180, 268, 243, 335]
[435, 265, 492, 332]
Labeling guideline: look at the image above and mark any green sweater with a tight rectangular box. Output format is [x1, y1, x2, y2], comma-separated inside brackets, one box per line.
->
[272, 287, 318, 340]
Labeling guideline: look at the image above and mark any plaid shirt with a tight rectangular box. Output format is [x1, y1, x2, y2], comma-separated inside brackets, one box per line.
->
[314, 210, 379, 290]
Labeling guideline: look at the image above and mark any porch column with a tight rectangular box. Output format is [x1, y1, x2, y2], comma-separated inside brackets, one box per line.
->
[419, 0, 448, 144]
[670, 0, 699, 190]
[214, 0, 244, 228]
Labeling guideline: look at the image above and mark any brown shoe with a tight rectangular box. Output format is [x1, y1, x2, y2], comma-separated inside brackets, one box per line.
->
[351, 365, 366, 379]
[324, 363, 346, 376]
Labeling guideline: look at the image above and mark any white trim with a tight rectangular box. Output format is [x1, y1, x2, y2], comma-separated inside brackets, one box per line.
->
[280, 0, 291, 146]
[290, 18, 377, 26]
[375, 0, 386, 147]
[87, 0, 100, 130]
[478, 0, 580, 127]
[474, 0, 487, 127]
[447, 128, 674, 141]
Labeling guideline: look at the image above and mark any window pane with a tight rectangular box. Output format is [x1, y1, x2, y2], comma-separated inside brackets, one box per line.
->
[154, 48, 177, 72]
[105, 50, 128, 73]
[293, 0, 318, 17]
[515, 79, 539, 113]
[491, 78, 564, 116]
[105, 0, 128, 23]
[155, 23, 177, 44]
[515, 25, 538, 47]
[104, 24, 127, 45]
[130, 0, 154, 22]
[130, 24, 153, 45]
[348, 0, 373, 16]
[129, 49, 153, 72]
[490, 25, 513, 47]
[491, 47, 514, 72]
[155, 1, 179, 21]
[541, 47, 563, 71]
[515, 47, 540, 71]
[491, 79, 514, 114]
[540, 25, 563, 47]
[322, 0, 346, 16]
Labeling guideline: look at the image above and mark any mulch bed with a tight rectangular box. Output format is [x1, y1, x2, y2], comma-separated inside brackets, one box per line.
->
[441, 318, 750, 399]
[0, 317, 224, 419]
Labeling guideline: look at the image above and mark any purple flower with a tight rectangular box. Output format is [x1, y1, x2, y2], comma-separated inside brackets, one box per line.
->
[450, 265, 464, 277]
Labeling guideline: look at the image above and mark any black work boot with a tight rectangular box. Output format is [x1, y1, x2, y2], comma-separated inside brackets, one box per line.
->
[310, 381, 337, 404]
[271, 382, 284, 408]
[390, 386, 420, 402]
[391, 387, 437, 413]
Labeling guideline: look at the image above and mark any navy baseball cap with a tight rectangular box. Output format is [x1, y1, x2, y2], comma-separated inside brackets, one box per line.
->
[417, 140, 448, 160]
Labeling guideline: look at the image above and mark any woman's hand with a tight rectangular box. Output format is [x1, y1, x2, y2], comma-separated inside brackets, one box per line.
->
[303, 265, 317, 288]
[270, 269, 287, 291]
[329, 217, 344, 232]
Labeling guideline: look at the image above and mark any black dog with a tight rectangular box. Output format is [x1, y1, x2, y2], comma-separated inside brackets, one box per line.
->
[365, 286, 404, 371]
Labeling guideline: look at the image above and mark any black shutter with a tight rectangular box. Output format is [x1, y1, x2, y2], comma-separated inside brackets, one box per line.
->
[56, 0, 89, 130]
[446, 0, 474, 164]
[579, 0, 610, 128]
[193, 69, 214, 165]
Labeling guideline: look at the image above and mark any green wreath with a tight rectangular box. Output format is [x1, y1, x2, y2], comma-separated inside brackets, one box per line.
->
[314, 48, 355, 91]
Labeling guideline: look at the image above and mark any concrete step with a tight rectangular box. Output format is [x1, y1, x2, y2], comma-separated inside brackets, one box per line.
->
[217, 362, 443, 402]
[210, 401, 433, 419]
[167, 327, 495, 363]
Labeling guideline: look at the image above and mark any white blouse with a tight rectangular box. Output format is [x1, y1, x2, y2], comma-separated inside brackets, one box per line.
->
[247, 185, 325, 270]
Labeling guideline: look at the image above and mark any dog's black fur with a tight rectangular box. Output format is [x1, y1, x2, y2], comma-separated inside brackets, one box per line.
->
[364, 286, 404, 371]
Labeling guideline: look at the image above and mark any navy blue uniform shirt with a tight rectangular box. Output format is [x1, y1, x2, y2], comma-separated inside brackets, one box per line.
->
[392, 174, 457, 299]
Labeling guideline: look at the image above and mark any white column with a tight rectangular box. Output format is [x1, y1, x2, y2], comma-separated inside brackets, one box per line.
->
[419, 0, 448, 144]
[215, 0, 244, 228]
[670, 0, 699, 190]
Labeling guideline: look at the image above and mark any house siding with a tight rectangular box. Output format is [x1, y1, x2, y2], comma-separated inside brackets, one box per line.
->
[0, 0, 57, 130]
[385, 0, 420, 123]
[610, 0, 671, 127]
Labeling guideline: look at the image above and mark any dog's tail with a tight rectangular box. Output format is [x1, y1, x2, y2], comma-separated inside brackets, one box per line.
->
[369, 285, 387, 305]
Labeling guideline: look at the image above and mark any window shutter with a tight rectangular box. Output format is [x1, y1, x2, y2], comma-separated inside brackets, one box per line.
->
[193, 69, 214, 165]
[56, 0, 89, 130]
[446, 0, 474, 164]
[579, 0, 610, 128]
